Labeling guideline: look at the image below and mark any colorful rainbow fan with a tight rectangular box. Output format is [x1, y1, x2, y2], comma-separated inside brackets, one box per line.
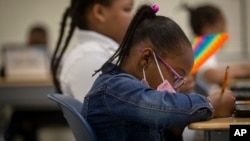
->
[191, 32, 229, 74]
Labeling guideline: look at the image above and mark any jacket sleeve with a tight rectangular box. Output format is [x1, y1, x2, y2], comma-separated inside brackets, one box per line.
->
[103, 74, 213, 129]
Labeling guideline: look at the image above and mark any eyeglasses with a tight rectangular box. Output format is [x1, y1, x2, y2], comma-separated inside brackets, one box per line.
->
[156, 55, 185, 89]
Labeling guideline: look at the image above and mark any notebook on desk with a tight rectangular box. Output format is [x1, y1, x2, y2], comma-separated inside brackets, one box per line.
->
[234, 104, 250, 117]
[231, 85, 250, 117]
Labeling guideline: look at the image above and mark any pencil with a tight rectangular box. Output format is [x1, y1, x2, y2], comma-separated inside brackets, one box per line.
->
[221, 66, 230, 95]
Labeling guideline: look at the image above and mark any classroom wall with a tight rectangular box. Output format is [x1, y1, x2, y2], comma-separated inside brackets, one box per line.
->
[0, 0, 249, 63]
[0, 0, 69, 51]
[247, 0, 250, 54]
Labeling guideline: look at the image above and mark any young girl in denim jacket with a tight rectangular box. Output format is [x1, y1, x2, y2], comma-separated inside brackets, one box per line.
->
[83, 4, 235, 141]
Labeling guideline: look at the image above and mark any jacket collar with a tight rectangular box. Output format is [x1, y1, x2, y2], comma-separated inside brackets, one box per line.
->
[102, 63, 126, 75]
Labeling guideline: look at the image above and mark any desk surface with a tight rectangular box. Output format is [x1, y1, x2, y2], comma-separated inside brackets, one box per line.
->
[188, 117, 250, 130]
[0, 76, 57, 109]
[0, 76, 52, 87]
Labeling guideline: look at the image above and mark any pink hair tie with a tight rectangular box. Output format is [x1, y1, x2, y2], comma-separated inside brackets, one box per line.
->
[151, 4, 159, 13]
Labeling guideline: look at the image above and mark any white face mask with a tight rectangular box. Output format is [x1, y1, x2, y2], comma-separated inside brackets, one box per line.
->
[141, 52, 176, 93]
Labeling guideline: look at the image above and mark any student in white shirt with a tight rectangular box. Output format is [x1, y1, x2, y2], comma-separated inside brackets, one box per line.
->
[185, 4, 250, 94]
[51, 0, 134, 101]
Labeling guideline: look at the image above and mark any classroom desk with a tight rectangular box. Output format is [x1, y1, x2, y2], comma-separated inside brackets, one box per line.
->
[0, 76, 70, 140]
[228, 78, 250, 88]
[0, 76, 57, 109]
[188, 117, 250, 141]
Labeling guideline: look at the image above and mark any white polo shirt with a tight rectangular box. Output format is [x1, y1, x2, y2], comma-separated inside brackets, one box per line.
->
[60, 30, 119, 101]
[196, 55, 220, 94]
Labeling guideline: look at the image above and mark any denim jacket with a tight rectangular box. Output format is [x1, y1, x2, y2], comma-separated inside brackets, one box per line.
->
[82, 63, 213, 141]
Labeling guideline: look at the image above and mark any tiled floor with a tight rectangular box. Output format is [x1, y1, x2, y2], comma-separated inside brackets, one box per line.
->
[0, 106, 74, 141]
[38, 127, 74, 141]
[0, 127, 74, 141]
[0, 127, 202, 141]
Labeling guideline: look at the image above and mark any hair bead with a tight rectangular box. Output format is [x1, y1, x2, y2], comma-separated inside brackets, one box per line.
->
[151, 4, 159, 13]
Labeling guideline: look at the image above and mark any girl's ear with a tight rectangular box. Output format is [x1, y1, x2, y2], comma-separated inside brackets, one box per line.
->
[91, 3, 108, 23]
[139, 48, 153, 68]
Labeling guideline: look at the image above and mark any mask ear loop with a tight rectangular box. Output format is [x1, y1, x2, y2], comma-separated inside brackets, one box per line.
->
[142, 66, 147, 81]
[139, 48, 148, 81]
[152, 52, 165, 81]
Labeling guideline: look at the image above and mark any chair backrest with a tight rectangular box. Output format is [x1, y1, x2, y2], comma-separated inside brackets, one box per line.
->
[48, 94, 97, 141]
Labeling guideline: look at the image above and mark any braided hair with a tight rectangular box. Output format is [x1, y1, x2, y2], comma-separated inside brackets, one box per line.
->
[94, 4, 191, 75]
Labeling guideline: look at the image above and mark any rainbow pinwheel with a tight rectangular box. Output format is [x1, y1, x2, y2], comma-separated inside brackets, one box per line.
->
[191, 32, 229, 74]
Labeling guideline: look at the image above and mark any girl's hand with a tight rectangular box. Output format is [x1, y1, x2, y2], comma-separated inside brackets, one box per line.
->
[207, 90, 235, 118]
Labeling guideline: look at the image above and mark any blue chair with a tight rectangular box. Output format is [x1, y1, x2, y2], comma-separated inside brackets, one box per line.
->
[48, 94, 97, 141]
